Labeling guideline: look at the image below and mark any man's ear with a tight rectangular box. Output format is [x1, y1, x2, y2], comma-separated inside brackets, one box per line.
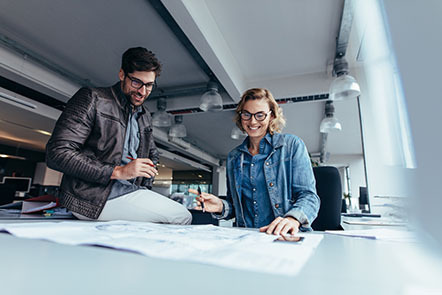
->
[118, 69, 125, 82]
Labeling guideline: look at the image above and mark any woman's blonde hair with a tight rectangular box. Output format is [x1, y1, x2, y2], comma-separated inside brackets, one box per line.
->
[234, 88, 285, 134]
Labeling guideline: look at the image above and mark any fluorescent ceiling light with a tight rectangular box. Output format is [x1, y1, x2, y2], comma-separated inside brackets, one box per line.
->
[34, 129, 52, 136]
[0, 92, 37, 109]
[0, 154, 26, 160]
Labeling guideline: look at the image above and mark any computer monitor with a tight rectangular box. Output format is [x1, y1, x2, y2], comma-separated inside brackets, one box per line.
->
[2, 177, 32, 194]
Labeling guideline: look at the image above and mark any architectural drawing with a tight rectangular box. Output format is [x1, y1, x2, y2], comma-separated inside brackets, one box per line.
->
[0, 220, 323, 276]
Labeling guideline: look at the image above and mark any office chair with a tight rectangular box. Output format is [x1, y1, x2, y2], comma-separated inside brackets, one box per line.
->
[0, 183, 16, 206]
[311, 166, 343, 231]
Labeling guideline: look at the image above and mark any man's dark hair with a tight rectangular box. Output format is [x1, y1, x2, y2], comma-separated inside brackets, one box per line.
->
[121, 47, 162, 77]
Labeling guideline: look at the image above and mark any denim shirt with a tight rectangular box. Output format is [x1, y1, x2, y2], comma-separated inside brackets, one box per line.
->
[239, 134, 275, 227]
[214, 132, 320, 231]
[108, 90, 145, 200]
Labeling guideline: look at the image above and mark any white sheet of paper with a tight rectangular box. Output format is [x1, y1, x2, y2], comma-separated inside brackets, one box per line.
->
[0, 220, 323, 276]
[21, 201, 57, 213]
[325, 228, 416, 242]
[342, 219, 407, 226]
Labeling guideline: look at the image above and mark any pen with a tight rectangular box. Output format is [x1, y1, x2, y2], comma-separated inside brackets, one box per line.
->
[198, 186, 205, 212]
[126, 156, 156, 168]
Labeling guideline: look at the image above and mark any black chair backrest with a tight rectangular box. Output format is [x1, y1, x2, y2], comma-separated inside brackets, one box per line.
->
[0, 183, 16, 206]
[311, 166, 343, 231]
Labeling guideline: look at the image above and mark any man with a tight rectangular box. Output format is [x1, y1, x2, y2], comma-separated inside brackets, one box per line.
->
[46, 47, 191, 224]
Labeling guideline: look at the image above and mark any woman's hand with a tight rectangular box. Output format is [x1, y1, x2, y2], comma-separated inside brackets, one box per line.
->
[259, 216, 301, 235]
[188, 189, 224, 213]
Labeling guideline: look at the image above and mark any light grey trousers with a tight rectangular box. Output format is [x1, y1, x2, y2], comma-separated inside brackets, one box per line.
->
[73, 189, 192, 225]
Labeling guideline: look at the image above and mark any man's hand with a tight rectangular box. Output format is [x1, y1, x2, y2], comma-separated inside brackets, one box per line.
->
[111, 158, 158, 180]
[259, 216, 301, 235]
[188, 189, 224, 213]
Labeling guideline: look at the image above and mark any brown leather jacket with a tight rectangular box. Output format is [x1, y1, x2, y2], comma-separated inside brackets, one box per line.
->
[46, 83, 159, 219]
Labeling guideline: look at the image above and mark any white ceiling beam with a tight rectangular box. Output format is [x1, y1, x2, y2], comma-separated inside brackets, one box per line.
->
[0, 87, 61, 121]
[161, 0, 245, 102]
[0, 44, 80, 102]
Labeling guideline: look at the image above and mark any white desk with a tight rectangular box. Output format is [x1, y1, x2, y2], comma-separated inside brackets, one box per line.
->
[0, 224, 441, 295]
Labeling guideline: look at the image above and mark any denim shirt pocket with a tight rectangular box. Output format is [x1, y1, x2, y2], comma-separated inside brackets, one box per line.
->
[138, 126, 153, 157]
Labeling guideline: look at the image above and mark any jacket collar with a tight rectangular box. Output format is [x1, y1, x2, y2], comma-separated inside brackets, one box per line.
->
[271, 132, 285, 149]
[238, 132, 284, 154]
[112, 82, 146, 115]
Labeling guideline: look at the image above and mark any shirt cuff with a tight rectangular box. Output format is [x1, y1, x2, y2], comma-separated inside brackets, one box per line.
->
[211, 199, 230, 220]
[284, 209, 311, 230]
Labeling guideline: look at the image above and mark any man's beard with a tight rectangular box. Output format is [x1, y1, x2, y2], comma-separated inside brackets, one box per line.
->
[125, 90, 146, 106]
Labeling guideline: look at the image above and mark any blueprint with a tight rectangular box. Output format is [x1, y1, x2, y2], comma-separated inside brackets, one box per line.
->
[0, 220, 323, 276]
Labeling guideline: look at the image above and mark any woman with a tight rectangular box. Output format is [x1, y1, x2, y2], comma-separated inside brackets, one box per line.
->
[190, 88, 319, 235]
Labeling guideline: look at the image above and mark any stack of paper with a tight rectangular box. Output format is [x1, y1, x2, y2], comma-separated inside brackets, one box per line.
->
[21, 195, 58, 214]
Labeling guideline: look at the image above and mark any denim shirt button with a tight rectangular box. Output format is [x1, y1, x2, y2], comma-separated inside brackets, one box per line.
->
[266, 162, 270, 165]
[252, 188, 256, 192]
[269, 182, 274, 187]
[275, 203, 279, 208]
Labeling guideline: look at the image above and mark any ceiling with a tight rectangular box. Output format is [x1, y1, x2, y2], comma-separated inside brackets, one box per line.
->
[0, 0, 362, 171]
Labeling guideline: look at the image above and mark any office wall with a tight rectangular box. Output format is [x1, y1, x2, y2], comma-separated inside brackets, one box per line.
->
[382, 0, 442, 249]
[351, 0, 418, 204]
[212, 164, 227, 196]
[355, 65, 417, 199]
[327, 154, 366, 206]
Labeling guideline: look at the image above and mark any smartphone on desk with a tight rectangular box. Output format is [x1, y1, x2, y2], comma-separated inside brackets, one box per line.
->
[274, 235, 305, 243]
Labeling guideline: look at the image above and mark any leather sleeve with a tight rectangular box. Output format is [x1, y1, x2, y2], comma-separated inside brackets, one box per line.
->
[46, 87, 115, 185]
[141, 125, 159, 189]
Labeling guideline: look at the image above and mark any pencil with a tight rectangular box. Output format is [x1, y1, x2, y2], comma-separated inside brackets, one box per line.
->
[126, 156, 156, 168]
[198, 186, 205, 212]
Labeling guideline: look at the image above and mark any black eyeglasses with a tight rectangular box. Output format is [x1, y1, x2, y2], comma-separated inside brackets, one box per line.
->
[126, 74, 156, 90]
[240, 110, 272, 121]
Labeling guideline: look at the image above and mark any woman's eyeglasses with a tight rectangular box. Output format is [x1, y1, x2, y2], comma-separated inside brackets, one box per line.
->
[240, 110, 272, 121]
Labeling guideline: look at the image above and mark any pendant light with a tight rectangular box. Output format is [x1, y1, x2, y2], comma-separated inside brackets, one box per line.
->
[320, 101, 342, 133]
[230, 126, 247, 140]
[199, 81, 223, 112]
[152, 97, 172, 127]
[329, 57, 361, 101]
[168, 115, 187, 138]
